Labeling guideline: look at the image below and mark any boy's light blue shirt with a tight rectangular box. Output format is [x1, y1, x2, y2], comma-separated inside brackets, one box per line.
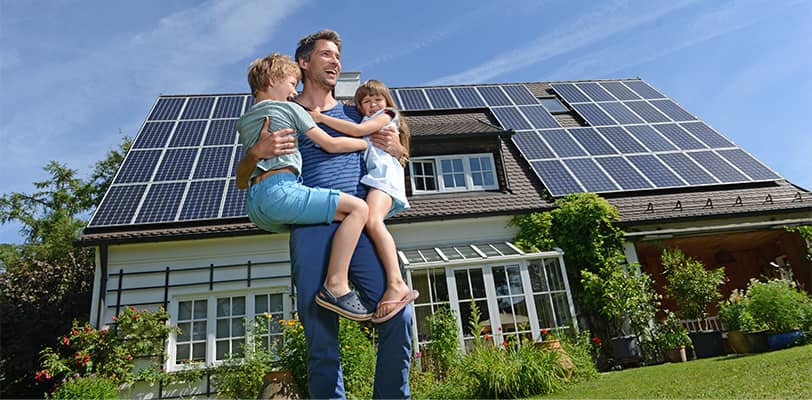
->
[236, 99, 316, 180]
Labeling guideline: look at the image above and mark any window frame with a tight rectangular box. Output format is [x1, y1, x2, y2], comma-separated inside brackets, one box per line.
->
[409, 153, 499, 194]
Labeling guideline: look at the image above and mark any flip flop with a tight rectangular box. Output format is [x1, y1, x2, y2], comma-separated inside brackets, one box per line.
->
[315, 286, 373, 321]
[371, 290, 420, 324]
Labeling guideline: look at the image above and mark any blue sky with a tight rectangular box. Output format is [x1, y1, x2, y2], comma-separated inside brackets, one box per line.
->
[1, 0, 810, 244]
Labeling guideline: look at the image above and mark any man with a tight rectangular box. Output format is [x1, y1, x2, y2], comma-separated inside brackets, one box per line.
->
[237, 29, 413, 399]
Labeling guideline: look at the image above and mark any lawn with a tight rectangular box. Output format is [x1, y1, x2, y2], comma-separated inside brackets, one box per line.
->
[539, 344, 812, 399]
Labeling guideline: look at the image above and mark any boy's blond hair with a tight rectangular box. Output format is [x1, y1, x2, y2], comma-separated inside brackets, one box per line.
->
[247, 53, 300, 97]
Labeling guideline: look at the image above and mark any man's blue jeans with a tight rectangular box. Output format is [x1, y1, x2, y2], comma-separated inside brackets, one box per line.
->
[290, 223, 413, 399]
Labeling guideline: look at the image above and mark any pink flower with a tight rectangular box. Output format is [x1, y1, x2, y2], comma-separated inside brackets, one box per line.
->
[415, 351, 422, 359]
[62, 336, 70, 346]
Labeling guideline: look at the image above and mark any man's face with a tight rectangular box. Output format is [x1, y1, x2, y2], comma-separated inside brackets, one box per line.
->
[300, 39, 341, 89]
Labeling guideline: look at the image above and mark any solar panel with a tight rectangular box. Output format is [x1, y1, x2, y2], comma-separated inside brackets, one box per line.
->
[244, 96, 256, 113]
[501, 85, 539, 105]
[649, 99, 696, 122]
[450, 87, 486, 108]
[181, 97, 215, 120]
[628, 154, 685, 187]
[595, 157, 652, 190]
[623, 80, 665, 99]
[550, 83, 590, 103]
[154, 148, 198, 181]
[492, 107, 531, 130]
[563, 158, 618, 192]
[179, 180, 226, 220]
[170, 121, 207, 147]
[114, 150, 161, 184]
[686, 151, 748, 182]
[213, 96, 245, 119]
[425, 88, 458, 109]
[540, 130, 587, 157]
[133, 122, 175, 149]
[652, 124, 706, 150]
[624, 101, 670, 123]
[512, 131, 555, 160]
[194, 146, 233, 179]
[205, 120, 238, 145]
[148, 98, 185, 121]
[572, 103, 617, 126]
[518, 105, 561, 129]
[222, 181, 248, 217]
[599, 81, 640, 100]
[232, 145, 243, 177]
[598, 102, 644, 124]
[568, 128, 617, 155]
[625, 125, 678, 151]
[717, 149, 779, 180]
[679, 122, 734, 148]
[575, 82, 615, 102]
[531, 160, 583, 196]
[597, 126, 647, 153]
[135, 182, 187, 224]
[398, 89, 430, 110]
[477, 86, 512, 106]
[88, 185, 147, 226]
[657, 153, 717, 185]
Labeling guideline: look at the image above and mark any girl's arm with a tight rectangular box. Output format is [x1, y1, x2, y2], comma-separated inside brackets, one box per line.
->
[310, 109, 394, 137]
[304, 125, 368, 153]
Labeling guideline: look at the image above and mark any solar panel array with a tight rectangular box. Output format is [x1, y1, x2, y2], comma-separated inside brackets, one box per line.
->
[389, 80, 779, 197]
[90, 79, 782, 227]
[89, 95, 252, 227]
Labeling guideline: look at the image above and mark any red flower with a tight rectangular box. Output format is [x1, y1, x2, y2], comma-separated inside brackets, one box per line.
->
[485, 334, 491, 341]
[34, 370, 51, 382]
[125, 355, 134, 361]
[71, 329, 78, 336]
[497, 326, 502, 331]
[132, 313, 139, 321]
[541, 328, 549, 335]
[592, 337, 602, 345]
[502, 341, 509, 346]
[62, 336, 70, 346]
[130, 306, 137, 312]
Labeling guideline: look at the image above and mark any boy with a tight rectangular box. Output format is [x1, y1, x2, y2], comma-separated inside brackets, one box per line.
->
[237, 53, 372, 320]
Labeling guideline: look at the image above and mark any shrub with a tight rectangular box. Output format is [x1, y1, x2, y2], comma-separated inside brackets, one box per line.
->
[212, 319, 276, 400]
[718, 289, 762, 332]
[661, 248, 725, 325]
[654, 311, 691, 350]
[460, 342, 566, 398]
[425, 306, 460, 378]
[49, 376, 118, 400]
[747, 279, 811, 333]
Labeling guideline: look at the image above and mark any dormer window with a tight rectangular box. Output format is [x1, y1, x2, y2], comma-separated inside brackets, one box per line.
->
[409, 153, 498, 194]
[538, 97, 568, 113]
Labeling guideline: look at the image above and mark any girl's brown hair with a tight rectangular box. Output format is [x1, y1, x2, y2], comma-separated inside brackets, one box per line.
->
[354, 80, 410, 165]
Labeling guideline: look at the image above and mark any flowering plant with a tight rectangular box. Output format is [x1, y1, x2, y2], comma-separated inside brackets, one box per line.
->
[539, 327, 565, 342]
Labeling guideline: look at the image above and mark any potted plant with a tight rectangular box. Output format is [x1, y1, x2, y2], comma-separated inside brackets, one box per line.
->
[746, 278, 810, 350]
[661, 248, 726, 359]
[718, 289, 768, 353]
[654, 311, 691, 362]
[581, 256, 659, 366]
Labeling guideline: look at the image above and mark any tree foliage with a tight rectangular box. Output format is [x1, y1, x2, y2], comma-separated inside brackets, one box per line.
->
[660, 248, 725, 321]
[0, 135, 130, 398]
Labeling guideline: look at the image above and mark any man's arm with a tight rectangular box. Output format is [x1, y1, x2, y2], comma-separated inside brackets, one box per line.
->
[235, 116, 296, 189]
[369, 125, 406, 162]
[304, 125, 368, 153]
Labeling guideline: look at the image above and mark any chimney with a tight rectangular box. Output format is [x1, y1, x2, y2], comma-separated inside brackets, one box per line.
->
[334, 71, 361, 101]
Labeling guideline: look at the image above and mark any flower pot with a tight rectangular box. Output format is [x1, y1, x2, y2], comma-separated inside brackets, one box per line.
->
[609, 335, 642, 365]
[688, 330, 724, 358]
[767, 330, 804, 351]
[726, 330, 753, 354]
[259, 370, 301, 399]
[664, 346, 687, 363]
[745, 331, 769, 353]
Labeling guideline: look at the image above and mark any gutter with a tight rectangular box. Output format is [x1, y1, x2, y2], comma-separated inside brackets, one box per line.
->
[625, 217, 812, 240]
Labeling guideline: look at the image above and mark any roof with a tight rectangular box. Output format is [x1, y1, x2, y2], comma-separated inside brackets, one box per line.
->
[405, 110, 505, 137]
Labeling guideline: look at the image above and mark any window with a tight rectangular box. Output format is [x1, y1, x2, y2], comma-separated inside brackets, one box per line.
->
[539, 97, 569, 113]
[409, 154, 498, 194]
[171, 291, 290, 368]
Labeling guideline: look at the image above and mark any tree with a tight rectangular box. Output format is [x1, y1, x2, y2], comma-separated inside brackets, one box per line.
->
[0, 136, 130, 398]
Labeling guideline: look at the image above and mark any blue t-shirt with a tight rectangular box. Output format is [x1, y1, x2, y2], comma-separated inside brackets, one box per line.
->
[297, 102, 367, 198]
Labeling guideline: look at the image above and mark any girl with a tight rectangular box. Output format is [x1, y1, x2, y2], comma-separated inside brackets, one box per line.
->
[310, 80, 418, 323]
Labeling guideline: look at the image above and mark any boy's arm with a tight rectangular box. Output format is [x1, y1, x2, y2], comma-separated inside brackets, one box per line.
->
[235, 117, 296, 189]
[310, 109, 393, 137]
[304, 125, 368, 153]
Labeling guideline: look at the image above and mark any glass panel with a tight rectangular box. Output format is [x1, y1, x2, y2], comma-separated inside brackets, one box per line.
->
[514, 298, 530, 333]
[553, 292, 572, 327]
[232, 318, 245, 336]
[470, 269, 486, 298]
[413, 163, 423, 175]
[455, 270, 471, 299]
[175, 344, 189, 363]
[216, 340, 229, 360]
[412, 271, 430, 305]
[268, 318, 282, 334]
[193, 300, 207, 319]
[476, 243, 500, 257]
[232, 297, 245, 315]
[545, 259, 565, 290]
[425, 178, 436, 191]
[420, 248, 443, 262]
[484, 171, 494, 186]
[255, 294, 268, 313]
[178, 301, 192, 320]
[492, 242, 516, 256]
[177, 322, 191, 341]
[192, 321, 207, 340]
[453, 173, 465, 186]
[232, 339, 244, 357]
[529, 262, 549, 292]
[456, 245, 479, 258]
[460, 300, 489, 337]
[431, 269, 449, 301]
[415, 177, 426, 191]
[534, 294, 555, 329]
[217, 298, 230, 317]
[424, 162, 434, 175]
[472, 173, 482, 186]
[269, 294, 283, 312]
[507, 266, 523, 295]
[452, 159, 463, 170]
[439, 247, 462, 260]
[470, 157, 481, 170]
[403, 249, 422, 263]
[415, 305, 432, 342]
[216, 319, 229, 338]
[192, 343, 206, 361]
[443, 174, 454, 187]
[493, 266, 507, 296]
[441, 159, 452, 171]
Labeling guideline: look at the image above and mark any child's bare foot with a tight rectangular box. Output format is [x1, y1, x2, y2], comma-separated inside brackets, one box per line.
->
[375, 282, 412, 319]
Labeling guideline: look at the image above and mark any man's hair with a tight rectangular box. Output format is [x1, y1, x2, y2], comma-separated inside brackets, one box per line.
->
[294, 29, 342, 63]
[354, 80, 411, 164]
[246, 53, 300, 97]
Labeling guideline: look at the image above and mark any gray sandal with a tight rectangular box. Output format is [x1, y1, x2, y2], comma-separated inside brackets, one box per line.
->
[315, 286, 373, 321]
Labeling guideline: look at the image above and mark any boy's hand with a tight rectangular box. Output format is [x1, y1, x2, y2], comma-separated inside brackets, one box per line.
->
[370, 125, 403, 159]
[248, 116, 296, 161]
[308, 108, 323, 123]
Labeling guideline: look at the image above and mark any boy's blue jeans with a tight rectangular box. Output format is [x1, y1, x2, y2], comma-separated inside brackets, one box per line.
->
[290, 222, 413, 399]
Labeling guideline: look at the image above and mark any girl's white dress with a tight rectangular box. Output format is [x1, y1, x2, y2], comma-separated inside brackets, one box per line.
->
[361, 108, 410, 218]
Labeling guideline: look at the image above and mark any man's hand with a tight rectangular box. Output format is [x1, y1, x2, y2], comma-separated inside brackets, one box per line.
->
[369, 125, 404, 160]
[235, 116, 296, 189]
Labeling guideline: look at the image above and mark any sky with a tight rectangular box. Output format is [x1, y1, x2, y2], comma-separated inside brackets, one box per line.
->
[1, 0, 810, 244]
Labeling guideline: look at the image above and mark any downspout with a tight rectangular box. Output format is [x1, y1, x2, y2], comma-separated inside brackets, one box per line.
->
[96, 244, 108, 328]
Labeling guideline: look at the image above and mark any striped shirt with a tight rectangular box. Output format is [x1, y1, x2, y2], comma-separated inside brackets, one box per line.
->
[296, 102, 368, 198]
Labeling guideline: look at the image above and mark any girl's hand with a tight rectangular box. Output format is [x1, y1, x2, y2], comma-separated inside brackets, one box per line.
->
[308, 107, 323, 123]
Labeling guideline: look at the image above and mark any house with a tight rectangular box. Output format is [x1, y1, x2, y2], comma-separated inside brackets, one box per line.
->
[78, 77, 810, 397]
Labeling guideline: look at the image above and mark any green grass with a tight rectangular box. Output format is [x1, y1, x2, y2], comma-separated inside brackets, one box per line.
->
[539, 344, 812, 399]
